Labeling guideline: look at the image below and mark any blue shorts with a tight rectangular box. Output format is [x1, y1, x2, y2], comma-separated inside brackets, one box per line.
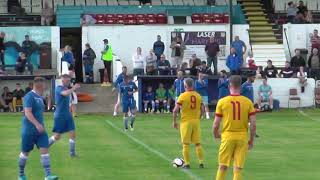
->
[53, 114, 75, 134]
[202, 96, 208, 105]
[21, 132, 49, 152]
[122, 99, 136, 113]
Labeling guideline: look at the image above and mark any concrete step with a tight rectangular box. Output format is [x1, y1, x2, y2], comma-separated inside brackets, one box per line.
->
[243, 7, 265, 11]
[252, 44, 285, 49]
[249, 21, 270, 25]
[252, 44, 286, 67]
[245, 12, 266, 16]
[249, 32, 275, 37]
[252, 42, 282, 45]
[241, 2, 261, 6]
[246, 17, 268, 21]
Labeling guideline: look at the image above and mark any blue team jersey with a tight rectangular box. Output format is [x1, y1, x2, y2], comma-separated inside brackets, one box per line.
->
[174, 78, 185, 97]
[114, 72, 125, 88]
[54, 85, 71, 116]
[241, 81, 254, 102]
[22, 91, 45, 134]
[120, 81, 138, 103]
[218, 78, 229, 99]
[144, 91, 155, 101]
[231, 40, 246, 57]
[195, 79, 208, 96]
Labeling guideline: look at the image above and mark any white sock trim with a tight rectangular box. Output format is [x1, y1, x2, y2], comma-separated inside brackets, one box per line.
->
[50, 136, 56, 142]
[19, 152, 28, 159]
[69, 139, 75, 143]
[41, 154, 50, 157]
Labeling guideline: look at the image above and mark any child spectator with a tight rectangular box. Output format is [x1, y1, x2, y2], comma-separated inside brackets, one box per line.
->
[195, 72, 210, 120]
[218, 70, 229, 100]
[167, 85, 176, 112]
[174, 71, 185, 100]
[143, 86, 155, 113]
[155, 83, 168, 113]
[246, 52, 257, 70]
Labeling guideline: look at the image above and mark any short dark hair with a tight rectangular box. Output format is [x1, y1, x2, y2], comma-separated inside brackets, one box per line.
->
[288, 1, 293, 6]
[34, 77, 45, 84]
[267, 59, 272, 63]
[201, 61, 206, 65]
[229, 75, 242, 88]
[220, 70, 227, 74]
[60, 74, 71, 79]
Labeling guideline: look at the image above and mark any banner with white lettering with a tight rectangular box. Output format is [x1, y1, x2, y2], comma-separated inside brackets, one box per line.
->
[171, 31, 227, 63]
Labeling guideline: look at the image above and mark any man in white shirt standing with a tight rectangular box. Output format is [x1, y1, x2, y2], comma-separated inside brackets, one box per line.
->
[132, 47, 145, 76]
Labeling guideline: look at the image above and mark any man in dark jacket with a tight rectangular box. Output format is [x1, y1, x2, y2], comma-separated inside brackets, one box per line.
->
[205, 36, 220, 75]
[157, 54, 171, 75]
[153, 35, 165, 61]
[0, 32, 5, 70]
[83, 43, 96, 83]
[264, 60, 278, 78]
[290, 49, 306, 69]
[22, 35, 34, 70]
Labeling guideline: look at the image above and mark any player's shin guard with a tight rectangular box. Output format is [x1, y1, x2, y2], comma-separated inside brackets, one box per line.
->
[124, 117, 129, 130]
[130, 114, 135, 128]
[69, 139, 76, 156]
[233, 169, 242, 180]
[195, 145, 204, 164]
[216, 168, 227, 180]
[18, 153, 28, 176]
[40, 154, 51, 177]
[48, 136, 56, 147]
[182, 144, 190, 165]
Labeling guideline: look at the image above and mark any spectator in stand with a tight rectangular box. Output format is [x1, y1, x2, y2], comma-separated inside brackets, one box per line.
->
[198, 61, 213, 75]
[218, 70, 229, 100]
[143, 86, 155, 113]
[180, 62, 188, 75]
[287, 1, 298, 23]
[0, 32, 5, 71]
[145, 49, 157, 75]
[256, 66, 265, 79]
[1, 86, 13, 112]
[83, 43, 96, 83]
[12, 83, 25, 112]
[174, 71, 185, 100]
[279, 61, 295, 78]
[155, 83, 168, 113]
[22, 35, 33, 69]
[101, 39, 113, 87]
[153, 35, 165, 61]
[195, 72, 210, 120]
[8, 0, 25, 15]
[41, 1, 54, 26]
[290, 49, 306, 69]
[16, 52, 32, 75]
[296, 66, 308, 93]
[258, 77, 273, 110]
[205, 36, 220, 75]
[157, 54, 171, 75]
[170, 36, 186, 69]
[246, 52, 257, 70]
[304, 10, 312, 23]
[25, 82, 33, 94]
[264, 60, 278, 78]
[189, 54, 201, 76]
[226, 47, 242, 75]
[231, 36, 247, 62]
[308, 48, 320, 80]
[297, 1, 308, 14]
[293, 11, 306, 24]
[309, 29, 320, 51]
[132, 47, 145, 76]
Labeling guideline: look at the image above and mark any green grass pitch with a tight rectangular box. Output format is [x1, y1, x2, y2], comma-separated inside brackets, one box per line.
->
[1, 109, 320, 180]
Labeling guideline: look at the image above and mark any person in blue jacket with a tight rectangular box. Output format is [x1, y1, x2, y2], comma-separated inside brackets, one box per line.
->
[174, 71, 185, 100]
[195, 72, 210, 120]
[218, 70, 229, 100]
[112, 66, 127, 116]
[226, 47, 242, 75]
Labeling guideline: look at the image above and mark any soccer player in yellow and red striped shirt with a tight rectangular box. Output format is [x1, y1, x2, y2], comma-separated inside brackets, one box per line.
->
[172, 78, 204, 169]
[213, 75, 257, 180]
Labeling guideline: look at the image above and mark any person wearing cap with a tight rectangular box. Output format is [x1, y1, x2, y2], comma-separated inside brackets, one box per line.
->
[263, 60, 278, 78]
[12, 83, 25, 112]
[101, 39, 113, 87]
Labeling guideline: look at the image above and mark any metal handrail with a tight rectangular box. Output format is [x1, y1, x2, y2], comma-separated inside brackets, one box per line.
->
[283, 27, 292, 59]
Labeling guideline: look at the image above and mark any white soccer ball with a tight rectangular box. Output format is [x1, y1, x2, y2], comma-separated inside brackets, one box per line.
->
[172, 158, 184, 168]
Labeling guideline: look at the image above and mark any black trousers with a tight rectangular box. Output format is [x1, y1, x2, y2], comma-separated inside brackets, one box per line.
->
[103, 61, 112, 83]
[0, 52, 4, 70]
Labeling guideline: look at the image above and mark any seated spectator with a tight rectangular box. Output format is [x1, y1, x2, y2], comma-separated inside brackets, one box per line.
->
[279, 61, 295, 78]
[308, 48, 320, 80]
[81, 14, 96, 26]
[218, 70, 229, 100]
[226, 47, 242, 75]
[297, 0, 308, 14]
[167, 85, 175, 112]
[145, 49, 157, 75]
[8, 0, 25, 15]
[189, 54, 201, 76]
[15, 52, 32, 75]
[310, 29, 320, 51]
[198, 61, 213, 75]
[157, 54, 171, 75]
[256, 66, 265, 79]
[41, 1, 54, 26]
[296, 66, 308, 93]
[155, 83, 168, 113]
[83, 43, 96, 83]
[195, 72, 210, 120]
[291, 49, 306, 69]
[258, 77, 273, 110]
[293, 11, 306, 24]
[143, 86, 155, 113]
[12, 83, 25, 112]
[264, 60, 278, 78]
[180, 62, 188, 75]
[132, 47, 145, 76]
[1, 86, 13, 112]
[287, 1, 298, 23]
[246, 52, 257, 70]
[25, 82, 33, 94]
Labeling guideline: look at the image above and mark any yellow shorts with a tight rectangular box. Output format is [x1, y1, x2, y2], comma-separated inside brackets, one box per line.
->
[180, 122, 201, 144]
[218, 138, 248, 168]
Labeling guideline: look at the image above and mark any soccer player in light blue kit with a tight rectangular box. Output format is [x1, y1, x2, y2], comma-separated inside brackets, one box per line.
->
[119, 75, 138, 131]
[18, 77, 58, 180]
[48, 74, 80, 157]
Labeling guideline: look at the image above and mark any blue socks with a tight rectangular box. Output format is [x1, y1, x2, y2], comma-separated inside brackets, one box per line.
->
[18, 153, 28, 177]
[40, 154, 51, 177]
[130, 115, 135, 128]
[69, 139, 76, 156]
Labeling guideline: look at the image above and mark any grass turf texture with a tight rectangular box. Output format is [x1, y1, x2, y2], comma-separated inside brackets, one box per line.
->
[1, 109, 320, 180]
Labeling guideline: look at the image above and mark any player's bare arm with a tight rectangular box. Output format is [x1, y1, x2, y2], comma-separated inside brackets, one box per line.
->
[24, 107, 44, 134]
[172, 104, 180, 129]
[61, 84, 81, 96]
[248, 114, 257, 150]
[213, 116, 222, 139]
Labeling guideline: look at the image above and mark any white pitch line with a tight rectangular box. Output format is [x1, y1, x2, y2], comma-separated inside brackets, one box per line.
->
[105, 120, 202, 180]
[298, 109, 320, 122]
